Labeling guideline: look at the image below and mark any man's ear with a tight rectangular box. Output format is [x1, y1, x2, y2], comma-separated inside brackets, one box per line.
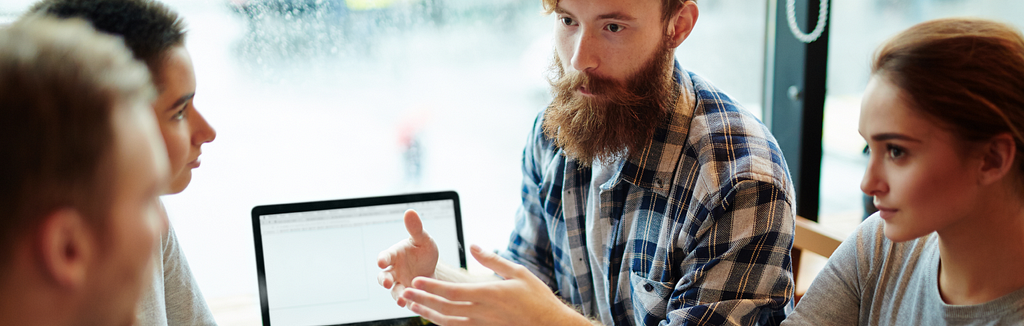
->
[666, 1, 699, 48]
[36, 208, 96, 289]
[978, 133, 1017, 186]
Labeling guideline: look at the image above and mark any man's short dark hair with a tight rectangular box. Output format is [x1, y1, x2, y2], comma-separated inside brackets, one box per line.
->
[0, 17, 155, 275]
[29, 0, 187, 73]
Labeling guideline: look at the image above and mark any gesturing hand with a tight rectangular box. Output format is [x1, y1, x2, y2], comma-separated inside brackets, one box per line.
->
[377, 209, 439, 308]
[400, 245, 589, 326]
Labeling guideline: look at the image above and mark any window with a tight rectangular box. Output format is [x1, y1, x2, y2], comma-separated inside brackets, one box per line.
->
[5, 0, 768, 324]
[677, 0, 767, 119]
[161, 1, 555, 321]
[0, 0, 37, 23]
[167, 1, 770, 323]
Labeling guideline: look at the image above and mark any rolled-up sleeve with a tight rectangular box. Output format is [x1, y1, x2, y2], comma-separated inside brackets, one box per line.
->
[664, 179, 795, 326]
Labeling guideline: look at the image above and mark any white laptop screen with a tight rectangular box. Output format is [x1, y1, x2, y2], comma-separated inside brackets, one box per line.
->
[254, 195, 462, 326]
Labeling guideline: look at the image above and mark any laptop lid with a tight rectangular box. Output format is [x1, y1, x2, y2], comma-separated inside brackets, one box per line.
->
[251, 191, 466, 326]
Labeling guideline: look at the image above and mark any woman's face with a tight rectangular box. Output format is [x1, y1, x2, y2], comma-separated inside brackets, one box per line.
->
[859, 75, 983, 242]
[151, 46, 216, 194]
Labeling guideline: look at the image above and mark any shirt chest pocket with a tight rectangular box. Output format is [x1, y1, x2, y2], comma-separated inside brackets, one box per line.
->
[629, 271, 675, 324]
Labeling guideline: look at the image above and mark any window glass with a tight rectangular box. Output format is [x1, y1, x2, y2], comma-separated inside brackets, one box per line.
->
[161, 1, 553, 317]
[0, 0, 37, 23]
[819, 0, 1024, 234]
[678, 0, 766, 119]
[3, 0, 765, 323]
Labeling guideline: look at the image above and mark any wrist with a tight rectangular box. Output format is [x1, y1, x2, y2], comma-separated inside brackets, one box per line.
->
[555, 301, 598, 326]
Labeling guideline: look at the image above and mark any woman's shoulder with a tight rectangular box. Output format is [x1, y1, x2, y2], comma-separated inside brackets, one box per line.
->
[846, 213, 937, 272]
[784, 214, 939, 325]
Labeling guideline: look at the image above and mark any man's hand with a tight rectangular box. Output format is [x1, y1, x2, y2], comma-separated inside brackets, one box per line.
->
[400, 245, 591, 326]
[377, 209, 439, 307]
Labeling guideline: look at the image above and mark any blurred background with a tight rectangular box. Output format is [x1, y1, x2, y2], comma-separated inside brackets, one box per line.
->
[2, 0, 1022, 324]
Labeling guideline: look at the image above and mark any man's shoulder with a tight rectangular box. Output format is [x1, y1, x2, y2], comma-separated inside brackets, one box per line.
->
[526, 108, 561, 159]
[685, 71, 767, 138]
[522, 109, 569, 186]
[679, 71, 791, 194]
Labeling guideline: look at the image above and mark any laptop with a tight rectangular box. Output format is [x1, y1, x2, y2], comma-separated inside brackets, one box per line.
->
[251, 191, 466, 326]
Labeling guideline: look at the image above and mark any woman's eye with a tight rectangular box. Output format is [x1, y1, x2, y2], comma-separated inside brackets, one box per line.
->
[172, 107, 187, 121]
[560, 17, 575, 26]
[887, 145, 905, 159]
[606, 24, 624, 32]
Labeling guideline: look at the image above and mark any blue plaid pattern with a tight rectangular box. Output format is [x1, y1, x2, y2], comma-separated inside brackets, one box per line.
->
[501, 67, 795, 326]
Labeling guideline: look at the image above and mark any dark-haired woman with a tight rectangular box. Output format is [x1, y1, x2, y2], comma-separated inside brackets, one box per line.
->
[30, 0, 218, 324]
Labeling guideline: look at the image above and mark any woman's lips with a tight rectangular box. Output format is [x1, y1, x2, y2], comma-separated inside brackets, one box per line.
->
[875, 204, 897, 219]
[187, 158, 201, 169]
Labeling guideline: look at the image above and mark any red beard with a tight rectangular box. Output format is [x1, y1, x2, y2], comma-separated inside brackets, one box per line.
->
[542, 43, 677, 166]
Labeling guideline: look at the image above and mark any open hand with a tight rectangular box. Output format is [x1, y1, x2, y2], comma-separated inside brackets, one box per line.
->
[400, 245, 587, 326]
[377, 209, 439, 307]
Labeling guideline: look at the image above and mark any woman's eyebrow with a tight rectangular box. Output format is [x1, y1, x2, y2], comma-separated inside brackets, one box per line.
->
[166, 92, 196, 111]
[871, 133, 922, 143]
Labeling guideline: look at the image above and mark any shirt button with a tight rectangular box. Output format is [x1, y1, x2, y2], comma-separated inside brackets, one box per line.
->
[644, 283, 654, 292]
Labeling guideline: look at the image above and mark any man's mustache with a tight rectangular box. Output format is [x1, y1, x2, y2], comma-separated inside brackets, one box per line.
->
[551, 69, 621, 97]
[551, 68, 647, 109]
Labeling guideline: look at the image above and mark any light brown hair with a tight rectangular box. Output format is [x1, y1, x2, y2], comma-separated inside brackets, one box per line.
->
[540, 0, 694, 23]
[873, 18, 1024, 171]
[0, 17, 155, 271]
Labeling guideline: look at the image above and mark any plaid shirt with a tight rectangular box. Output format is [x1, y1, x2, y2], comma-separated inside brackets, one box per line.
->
[501, 67, 795, 326]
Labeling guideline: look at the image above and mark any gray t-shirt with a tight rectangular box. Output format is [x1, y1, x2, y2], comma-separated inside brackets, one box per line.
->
[783, 214, 1024, 325]
[136, 223, 217, 325]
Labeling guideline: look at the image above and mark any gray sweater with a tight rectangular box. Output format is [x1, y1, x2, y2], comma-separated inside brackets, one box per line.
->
[136, 224, 217, 325]
[783, 215, 1024, 326]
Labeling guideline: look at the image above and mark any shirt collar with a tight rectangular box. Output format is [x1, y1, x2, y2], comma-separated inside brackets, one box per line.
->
[617, 61, 696, 196]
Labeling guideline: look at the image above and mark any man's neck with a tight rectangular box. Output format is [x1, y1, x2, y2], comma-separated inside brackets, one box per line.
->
[0, 264, 80, 326]
[0, 293, 73, 326]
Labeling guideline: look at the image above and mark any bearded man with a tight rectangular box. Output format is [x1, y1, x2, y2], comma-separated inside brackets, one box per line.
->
[377, 0, 796, 325]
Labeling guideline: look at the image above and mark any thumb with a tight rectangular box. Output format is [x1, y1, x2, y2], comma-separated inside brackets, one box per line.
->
[470, 245, 521, 279]
[403, 209, 430, 245]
